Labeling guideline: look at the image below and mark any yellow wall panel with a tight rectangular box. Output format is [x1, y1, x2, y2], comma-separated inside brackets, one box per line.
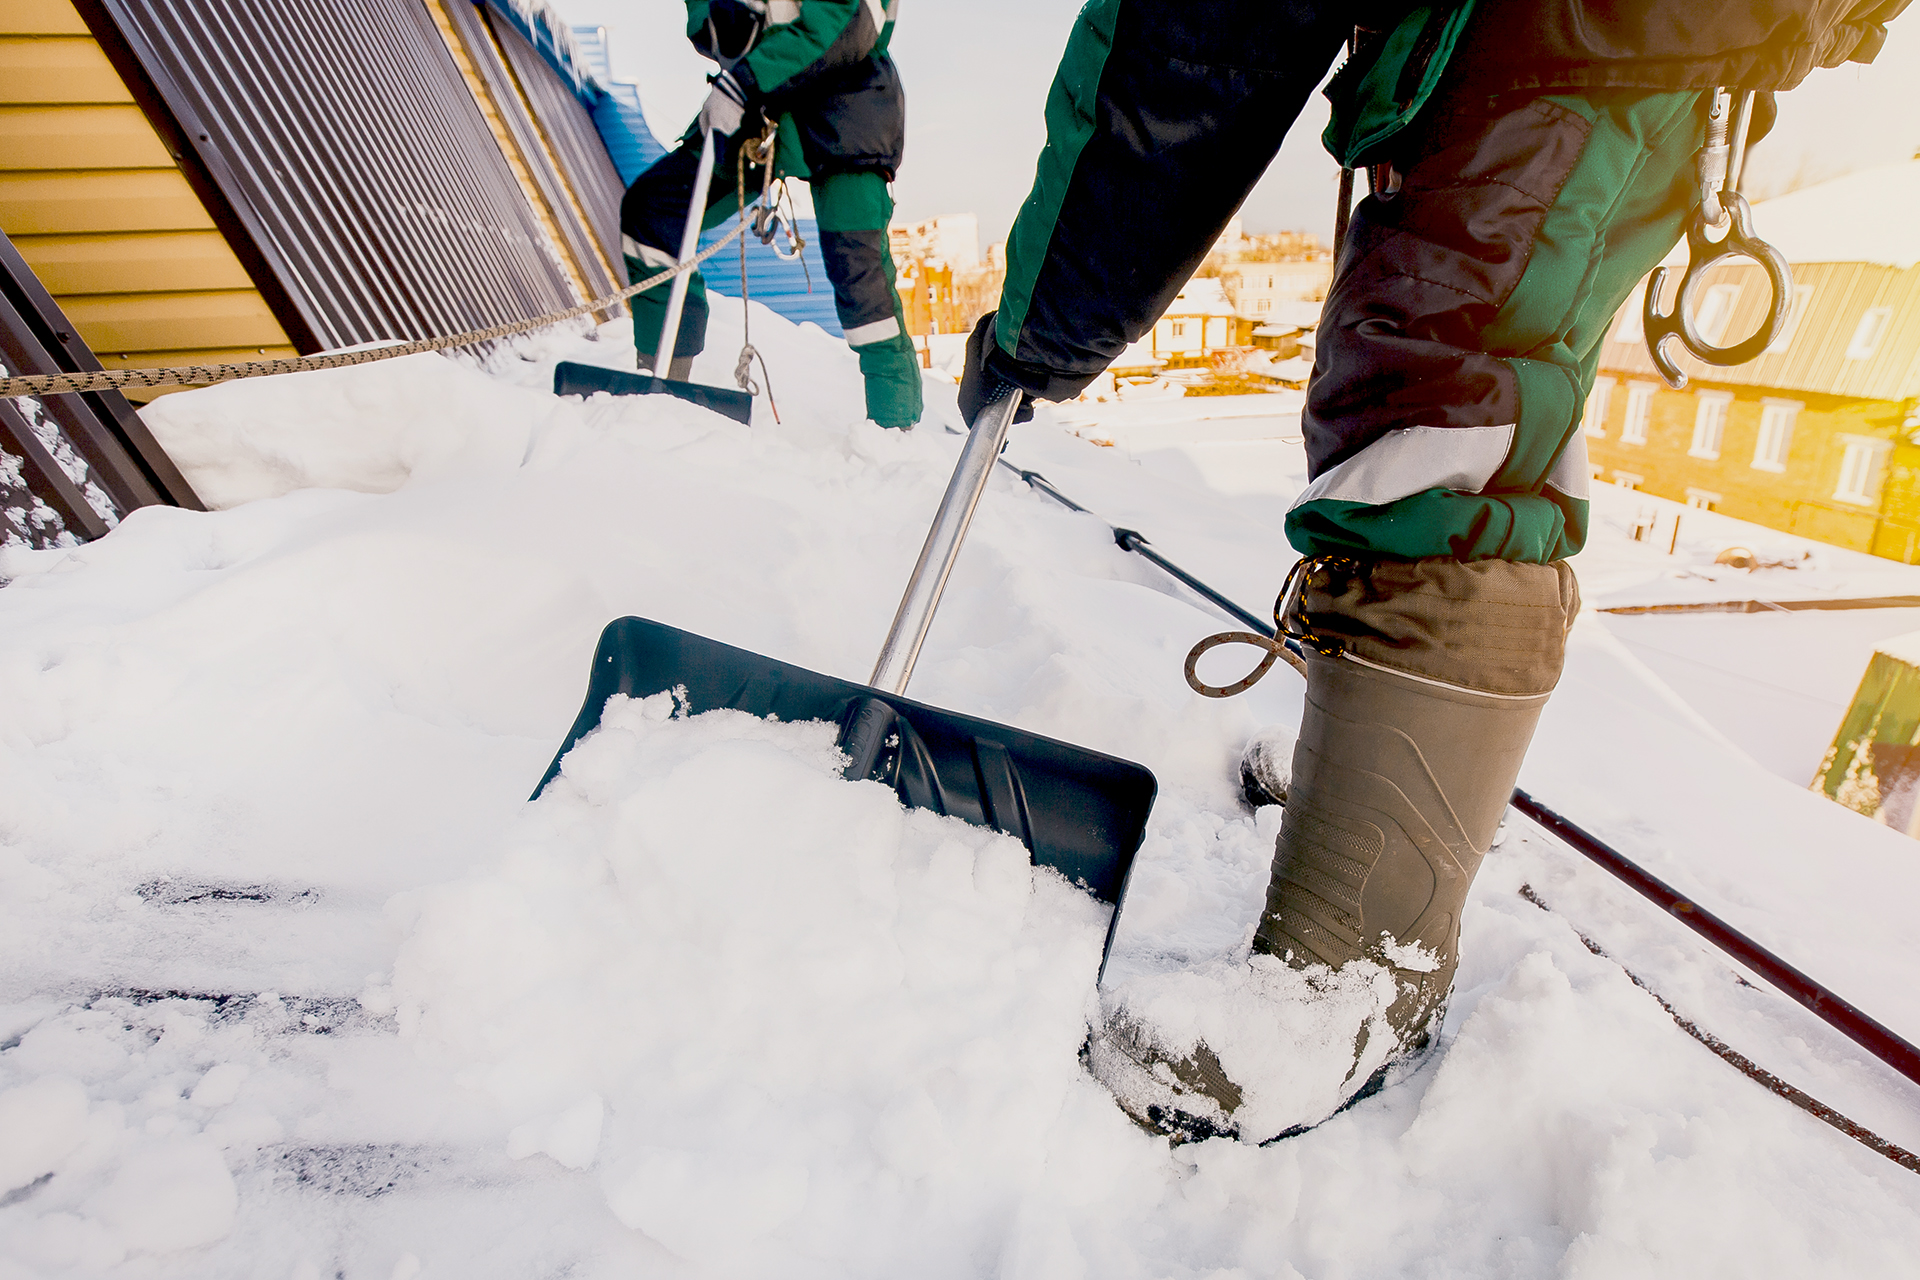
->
[0, 36, 134, 105]
[0, 168, 215, 234]
[0, 104, 175, 169]
[8, 0, 91, 36]
[12, 229, 255, 294]
[0, 0, 299, 375]
[59, 289, 289, 354]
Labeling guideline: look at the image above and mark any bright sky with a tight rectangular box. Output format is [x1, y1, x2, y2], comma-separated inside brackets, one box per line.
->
[553, 2, 1920, 245]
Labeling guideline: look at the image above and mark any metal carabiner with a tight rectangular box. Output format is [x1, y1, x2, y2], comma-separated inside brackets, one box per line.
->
[1642, 90, 1794, 390]
[1643, 193, 1793, 389]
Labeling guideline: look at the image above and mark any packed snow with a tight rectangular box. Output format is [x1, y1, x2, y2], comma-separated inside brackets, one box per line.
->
[3, 302, 1919, 1277]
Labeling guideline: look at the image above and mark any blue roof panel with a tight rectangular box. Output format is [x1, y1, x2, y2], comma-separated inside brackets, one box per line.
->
[699, 218, 843, 338]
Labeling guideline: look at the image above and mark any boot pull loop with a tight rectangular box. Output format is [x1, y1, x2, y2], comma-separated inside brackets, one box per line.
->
[1183, 556, 1354, 698]
[1274, 555, 1351, 660]
[1184, 631, 1296, 698]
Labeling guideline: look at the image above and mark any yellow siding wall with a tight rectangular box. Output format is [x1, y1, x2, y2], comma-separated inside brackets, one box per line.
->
[0, 0, 295, 398]
[1585, 374, 1909, 557]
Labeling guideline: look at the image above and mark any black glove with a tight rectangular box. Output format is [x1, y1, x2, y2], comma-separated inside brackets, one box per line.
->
[958, 312, 1035, 429]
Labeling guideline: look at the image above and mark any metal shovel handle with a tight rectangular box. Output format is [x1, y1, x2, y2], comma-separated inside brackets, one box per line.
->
[868, 386, 1025, 694]
[655, 128, 719, 370]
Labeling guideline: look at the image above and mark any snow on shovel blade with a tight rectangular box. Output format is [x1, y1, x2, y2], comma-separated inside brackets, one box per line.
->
[554, 361, 753, 426]
[534, 617, 1157, 909]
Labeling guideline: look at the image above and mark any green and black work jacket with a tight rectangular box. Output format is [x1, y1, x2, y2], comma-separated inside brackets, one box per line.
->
[1329, 0, 1907, 168]
[684, 0, 905, 181]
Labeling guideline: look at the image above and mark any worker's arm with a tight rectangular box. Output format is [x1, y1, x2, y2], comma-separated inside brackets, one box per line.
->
[686, 1, 892, 100]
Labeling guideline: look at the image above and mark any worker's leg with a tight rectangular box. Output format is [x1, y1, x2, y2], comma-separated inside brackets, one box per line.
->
[1097, 87, 1709, 1143]
[813, 169, 921, 428]
[1267, 87, 1708, 1110]
[619, 128, 751, 376]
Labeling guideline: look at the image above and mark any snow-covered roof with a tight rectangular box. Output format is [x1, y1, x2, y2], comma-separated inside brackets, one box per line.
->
[1877, 630, 1920, 666]
[1166, 277, 1238, 317]
[1253, 300, 1324, 332]
[1111, 338, 1167, 371]
[1664, 158, 1920, 270]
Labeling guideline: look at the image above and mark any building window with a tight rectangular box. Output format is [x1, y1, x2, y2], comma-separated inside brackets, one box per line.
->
[1689, 391, 1732, 460]
[1765, 284, 1815, 354]
[1685, 488, 1721, 510]
[1170, 321, 1186, 338]
[1583, 377, 1615, 438]
[1694, 284, 1743, 346]
[1613, 471, 1643, 489]
[1835, 438, 1889, 505]
[1621, 382, 1656, 444]
[1256, 298, 1271, 312]
[1752, 400, 1800, 472]
[1845, 307, 1892, 361]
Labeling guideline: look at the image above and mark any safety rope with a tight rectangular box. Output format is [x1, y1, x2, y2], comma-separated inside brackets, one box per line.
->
[734, 123, 782, 423]
[0, 219, 753, 401]
[1518, 884, 1920, 1177]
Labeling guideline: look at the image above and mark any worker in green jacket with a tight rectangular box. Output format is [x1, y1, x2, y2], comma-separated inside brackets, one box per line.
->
[961, 0, 1904, 1143]
[620, 1, 922, 429]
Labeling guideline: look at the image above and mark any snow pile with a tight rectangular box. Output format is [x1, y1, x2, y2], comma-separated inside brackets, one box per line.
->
[4, 301, 1920, 1275]
[1095, 952, 1402, 1139]
[137, 346, 557, 509]
[391, 690, 1113, 1270]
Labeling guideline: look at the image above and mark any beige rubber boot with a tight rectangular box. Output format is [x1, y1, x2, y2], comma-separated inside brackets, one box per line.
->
[1092, 556, 1578, 1142]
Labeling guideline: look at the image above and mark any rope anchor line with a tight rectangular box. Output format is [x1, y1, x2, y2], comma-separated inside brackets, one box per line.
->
[1, 219, 755, 401]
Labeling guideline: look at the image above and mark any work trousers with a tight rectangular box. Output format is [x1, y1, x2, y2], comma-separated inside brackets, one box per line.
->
[618, 133, 908, 359]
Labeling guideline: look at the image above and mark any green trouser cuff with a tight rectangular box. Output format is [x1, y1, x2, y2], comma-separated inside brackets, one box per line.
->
[1289, 87, 1700, 564]
[813, 170, 892, 232]
[628, 254, 710, 361]
[856, 331, 923, 429]
[1286, 357, 1588, 563]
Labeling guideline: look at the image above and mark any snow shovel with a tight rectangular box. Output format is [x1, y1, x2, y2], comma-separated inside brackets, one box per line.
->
[534, 387, 1158, 967]
[553, 361, 752, 425]
[557, 124, 754, 426]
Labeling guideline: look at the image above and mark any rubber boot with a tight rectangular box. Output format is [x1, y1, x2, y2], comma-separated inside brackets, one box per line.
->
[855, 330, 923, 429]
[1092, 556, 1578, 1142]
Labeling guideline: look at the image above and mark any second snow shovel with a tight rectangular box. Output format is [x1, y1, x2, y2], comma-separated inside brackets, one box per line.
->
[565, 123, 755, 425]
[535, 388, 1158, 968]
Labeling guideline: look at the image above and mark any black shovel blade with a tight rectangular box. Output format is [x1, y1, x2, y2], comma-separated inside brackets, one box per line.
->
[534, 617, 1157, 908]
[554, 360, 754, 425]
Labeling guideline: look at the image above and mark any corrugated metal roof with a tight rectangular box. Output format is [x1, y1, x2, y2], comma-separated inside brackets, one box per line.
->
[437, 0, 615, 303]
[1601, 260, 1920, 403]
[700, 218, 843, 338]
[487, 9, 625, 279]
[2, 226, 201, 549]
[85, 0, 584, 350]
[590, 80, 666, 187]
[567, 25, 666, 188]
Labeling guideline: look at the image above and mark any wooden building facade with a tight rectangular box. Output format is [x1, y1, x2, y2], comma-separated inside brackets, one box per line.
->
[1585, 164, 1920, 561]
